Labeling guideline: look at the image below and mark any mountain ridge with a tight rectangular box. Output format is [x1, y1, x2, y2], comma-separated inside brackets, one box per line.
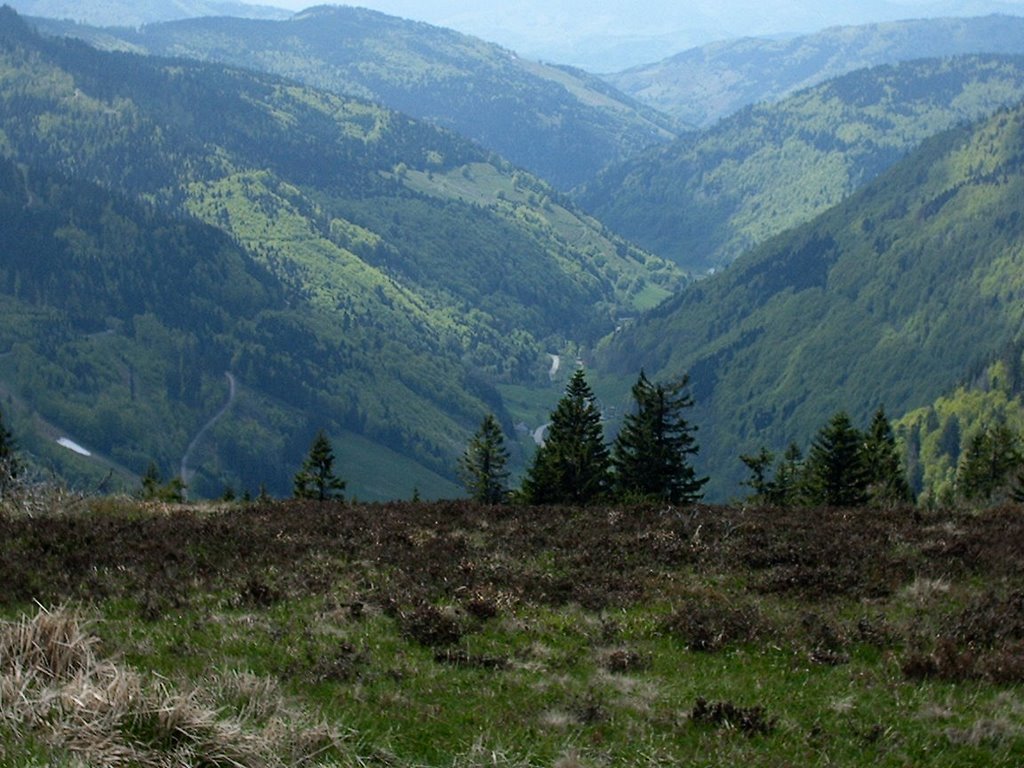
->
[578, 54, 1024, 272]
[30, 5, 681, 190]
[596, 100, 1024, 499]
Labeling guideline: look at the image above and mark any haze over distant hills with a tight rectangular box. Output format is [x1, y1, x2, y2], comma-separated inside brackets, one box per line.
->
[263, 0, 1024, 71]
[606, 15, 1024, 127]
[9, 0, 1024, 70]
[5, 0, 1024, 504]
[3, 0, 291, 25]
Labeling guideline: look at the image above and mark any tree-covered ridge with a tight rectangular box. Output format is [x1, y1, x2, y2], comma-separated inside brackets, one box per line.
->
[597, 100, 1024, 500]
[578, 55, 1024, 272]
[33, 5, 680, 190]
[0, 7, 681, 498]
[606, 15, 1024, 128]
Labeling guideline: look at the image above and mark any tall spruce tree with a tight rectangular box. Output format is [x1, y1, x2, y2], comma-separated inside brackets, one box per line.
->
[522, 369, 610, 505]
[459, 414, 510, 504]
[293, 430, 346, 502]
[804, 411, 869, 507]
[0, 405, 19, 495]
[861, 407, 913, 506]
[956, 423, 1021, 503]
[613, 371, 707, 503]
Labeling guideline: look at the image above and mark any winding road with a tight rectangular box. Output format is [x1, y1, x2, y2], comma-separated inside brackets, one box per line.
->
[548, 353, 561, 380]
[180, 372, 237, 492]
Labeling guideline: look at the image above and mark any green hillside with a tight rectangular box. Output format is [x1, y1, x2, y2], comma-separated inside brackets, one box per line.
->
[0, 8, 681, 498]
[34, 6, 680, 190]
[606, 15, 1024, 128]
[596, 101, 1024, 500]
[578, 55, 1024, 272]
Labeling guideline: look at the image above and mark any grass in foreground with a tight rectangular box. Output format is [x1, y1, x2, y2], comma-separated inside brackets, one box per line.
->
[2, 495, 1024, 766]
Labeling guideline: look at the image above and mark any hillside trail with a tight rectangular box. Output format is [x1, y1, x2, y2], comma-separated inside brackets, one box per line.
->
[180, 372, 236, 494]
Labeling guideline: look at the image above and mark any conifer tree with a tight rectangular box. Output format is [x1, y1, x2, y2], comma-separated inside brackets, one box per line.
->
[956, 423, 1021, 502]
[613, 371, 707, 503]
[293, 430, 346, 502]
[0, 406, 19, 495]
[522, 369, 610, 505]
[140, 461, 186, 503]
[804, 411, 869, 507]
[773, 443, 806, 506]
[861, 407, 913, 506]
[740, 446, 779, 504]
[741, 441, 811, 506]
[459, 414, 510, 504]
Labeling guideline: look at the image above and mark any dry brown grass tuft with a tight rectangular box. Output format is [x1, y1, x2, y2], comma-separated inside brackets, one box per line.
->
[0, 606, 349, 767]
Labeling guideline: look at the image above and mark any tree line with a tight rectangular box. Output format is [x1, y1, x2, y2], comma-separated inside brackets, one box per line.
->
[460, 369, 707, 506]
[5, 365, 1024, 508]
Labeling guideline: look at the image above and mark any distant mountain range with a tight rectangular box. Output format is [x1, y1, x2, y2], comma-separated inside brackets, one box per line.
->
[2, 0, 291, 25]
[605, 15, 1024, 127]
[30, 6, 680, 190]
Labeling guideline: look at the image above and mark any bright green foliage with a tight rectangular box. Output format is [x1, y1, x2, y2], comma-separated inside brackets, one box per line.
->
[458, 414, 510, 504]
[612, 371, 706, 503]
[522, 370, 610, 505]
[293, 430, 346, 502]
[956, 423, 1022, 503]
[897, 348, 1024, 504]
[861, 407, 913, 506]
[0, 8, 682, 498]
[803, 412, 869, 507]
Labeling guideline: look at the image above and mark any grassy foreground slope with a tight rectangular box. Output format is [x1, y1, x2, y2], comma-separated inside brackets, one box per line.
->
[2, 496, 1024, 766]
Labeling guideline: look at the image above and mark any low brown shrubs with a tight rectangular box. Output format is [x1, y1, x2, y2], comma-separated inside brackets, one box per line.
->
[691, 697, 776, 736]
[662, 593, 768, 652]
[400, 604, 465, 648]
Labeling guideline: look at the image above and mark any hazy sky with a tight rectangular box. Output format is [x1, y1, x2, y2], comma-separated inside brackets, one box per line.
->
[267, 0, 1024, 69]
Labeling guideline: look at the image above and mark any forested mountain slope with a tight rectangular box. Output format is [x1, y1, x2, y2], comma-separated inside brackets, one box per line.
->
[0, 8, 681, 498]
[597, 102, 1024, 499]
[578, 55, 1024, 272]
[33, 6, 680, 190]
[606, 15, 1024, 128]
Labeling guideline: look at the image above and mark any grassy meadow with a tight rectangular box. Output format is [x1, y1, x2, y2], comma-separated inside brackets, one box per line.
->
[2, 490, 1024, 766]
